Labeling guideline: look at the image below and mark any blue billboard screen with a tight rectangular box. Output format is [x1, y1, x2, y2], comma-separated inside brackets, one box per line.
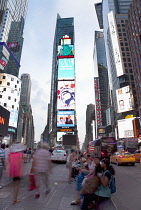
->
[57, 111, 75, 127]
[58, 58, 74, 79]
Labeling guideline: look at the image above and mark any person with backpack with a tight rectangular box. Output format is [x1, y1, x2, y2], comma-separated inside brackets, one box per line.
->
[82, 158, 116, 210]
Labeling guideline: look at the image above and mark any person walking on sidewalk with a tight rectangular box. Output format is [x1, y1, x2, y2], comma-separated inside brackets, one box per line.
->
[0, 144, 5, 189]
[9, 142, 26, 204]
[66, 149, 76, 184]
[34, 142, 51, 199]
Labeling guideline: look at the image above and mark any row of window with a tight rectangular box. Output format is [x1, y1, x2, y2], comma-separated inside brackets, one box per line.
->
[0, 94, 17, 102]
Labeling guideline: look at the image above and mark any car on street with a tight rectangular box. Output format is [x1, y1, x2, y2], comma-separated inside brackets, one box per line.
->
[110, 151, 135, 166]
[51, 149, 67, 163]
[134, 149, 141, 162]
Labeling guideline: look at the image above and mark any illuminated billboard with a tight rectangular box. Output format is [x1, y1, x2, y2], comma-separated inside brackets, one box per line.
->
[58, 58, 74, 79]
[118, 118, 135, 138]
[57, 45, 74, 58]
[108, 11, 125, 77]
[0, 105, 10, 136]
[9, 110, 18, 128]
[57, 81, 75, 110]
[61, 36, 71, 45]
[116, 86, 134, 113]
[57, 132, 65, 142]
[57, 111, 75, 127]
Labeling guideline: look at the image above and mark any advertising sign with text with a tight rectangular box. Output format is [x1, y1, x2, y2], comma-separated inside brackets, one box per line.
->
[58, 58, 74, 79]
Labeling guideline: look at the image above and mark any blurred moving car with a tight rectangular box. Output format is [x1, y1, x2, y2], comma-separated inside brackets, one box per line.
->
[134, 149, 141, 162]
[51, 149, 67, 163]
[110, 151, 135, 166]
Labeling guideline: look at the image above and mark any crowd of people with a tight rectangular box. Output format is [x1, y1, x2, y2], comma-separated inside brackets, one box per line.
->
[0, 142, 117, 209]
[0, 142, 51, 204]
[66, 149, 116, 210]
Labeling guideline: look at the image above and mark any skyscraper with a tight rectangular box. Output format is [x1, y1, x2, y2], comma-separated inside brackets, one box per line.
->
[48, 15, 76, 147]
[0, 1, 29, 142]
[0, 0, 28, 76]
[94, 31, 111, 137]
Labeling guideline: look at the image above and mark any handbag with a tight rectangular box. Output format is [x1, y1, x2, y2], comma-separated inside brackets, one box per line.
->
[28, 174, 36, 191]
[82, 175, 100, 194]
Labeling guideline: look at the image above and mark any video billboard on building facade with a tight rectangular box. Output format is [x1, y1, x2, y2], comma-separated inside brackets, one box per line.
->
[57, 80, 75, 110]
[58, 58, 74, 80]
[108, 11, 125, 77]
[116, 85, 134, 113]
[57, 45, 74, 58]
[118, 118, 135, 138]
[57, 110, 75, 127]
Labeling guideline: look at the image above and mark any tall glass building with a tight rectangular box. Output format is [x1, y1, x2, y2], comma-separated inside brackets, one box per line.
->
[0, 0, 28, 76]
[48, 15, 76, 147]
[94, 31, 110, 136]
[94, 0, 137, 138]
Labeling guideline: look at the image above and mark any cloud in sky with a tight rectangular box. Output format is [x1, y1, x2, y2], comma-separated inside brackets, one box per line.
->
[20, 0, 101, 144]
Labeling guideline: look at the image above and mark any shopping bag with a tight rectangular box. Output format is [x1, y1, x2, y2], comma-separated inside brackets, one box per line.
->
[28, 174, 36, 191]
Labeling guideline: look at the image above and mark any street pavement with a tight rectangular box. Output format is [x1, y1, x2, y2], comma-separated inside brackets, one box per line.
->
[0, 162, 141, 210]
[0, 162, 81, 210]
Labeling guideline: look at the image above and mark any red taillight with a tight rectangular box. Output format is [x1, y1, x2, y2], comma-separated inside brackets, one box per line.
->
[101, 152, 104, 155]
[64, 154, 66, 156]
[119, 155, 124, 158]
[132, 155, 135, 158]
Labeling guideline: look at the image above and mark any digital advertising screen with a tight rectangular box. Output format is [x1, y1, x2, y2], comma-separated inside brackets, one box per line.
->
[0, 105, 10, 136]
[62, 134, 77, 146]
[57, 81, 75, 110]
[118, 118, 134, 138]
[57, 45, 74, 58]
[58, 58, 74, 80]
[9, 109, 18, 128]
[108, 11, 125, 77]
[57, 110, 75, 127]
[116, 86, 134, 113]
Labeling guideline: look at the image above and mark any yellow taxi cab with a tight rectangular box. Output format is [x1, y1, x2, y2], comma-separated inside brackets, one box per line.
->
[110, 151, 135, 166]
[134, 149, 141, 162]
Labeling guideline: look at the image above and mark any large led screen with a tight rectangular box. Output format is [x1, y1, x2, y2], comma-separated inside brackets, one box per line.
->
[0, 105, 10, 136]
[58, 58, 74, 79]
[57, 111, 75, 127]
[116, 86, 134, 113]
[57, 45, 74, 58]
[57, 81, 75, 110]
[108, 11, 125, 77]
[118, 118, 134, 138]
[62, 134, 77, 146]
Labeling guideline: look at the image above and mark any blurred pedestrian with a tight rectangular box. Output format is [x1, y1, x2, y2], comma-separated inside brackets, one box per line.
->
[66, 149, 76, 184]
[27, 148, 32, 162]
[0, 144, 5, 189]
[9, 142, 26, 204]
[4, 144, 10, 165]
[23, 149, 28, 163]
[34, 142, 51, 199]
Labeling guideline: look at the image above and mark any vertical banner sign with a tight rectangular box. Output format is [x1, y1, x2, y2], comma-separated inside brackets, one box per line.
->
[108, 11, 125, 77]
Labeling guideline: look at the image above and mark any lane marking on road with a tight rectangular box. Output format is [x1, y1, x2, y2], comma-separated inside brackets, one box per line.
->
[45, 190, 57, 207]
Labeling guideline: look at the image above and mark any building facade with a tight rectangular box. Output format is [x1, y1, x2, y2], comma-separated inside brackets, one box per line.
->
[126, 0, 141, 119]
[17, 73, 34, 147]
[48, 15, 77, 148]
[95, 0, 139, 142]
[94, 31, 109, 132]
